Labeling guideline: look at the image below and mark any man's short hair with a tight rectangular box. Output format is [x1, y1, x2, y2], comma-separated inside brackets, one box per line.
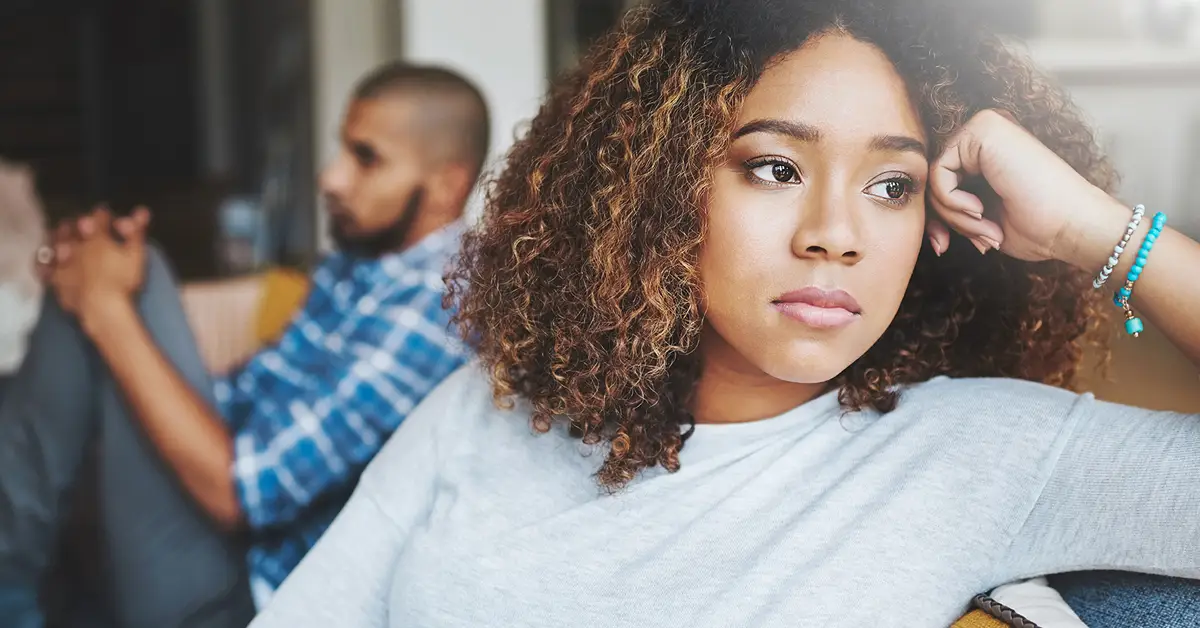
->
[353, 63, 491, 179]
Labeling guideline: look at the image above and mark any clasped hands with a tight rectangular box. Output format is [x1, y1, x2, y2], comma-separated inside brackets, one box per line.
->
[41, 206, 152, 325]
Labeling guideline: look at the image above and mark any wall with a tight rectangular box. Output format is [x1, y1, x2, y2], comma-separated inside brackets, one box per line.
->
[1037, 0, 1130, 39]
[310, 0, 397, 251]
[308, 0, 546, 246]
[401, 0, 548, 219]
[194, 0, 234, 178]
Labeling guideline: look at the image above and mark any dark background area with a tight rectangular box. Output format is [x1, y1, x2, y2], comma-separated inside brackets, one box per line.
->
[0, 0, 314, 280]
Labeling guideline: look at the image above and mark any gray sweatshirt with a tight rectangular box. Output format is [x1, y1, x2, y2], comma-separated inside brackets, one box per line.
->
[251, 363, 1200, 627]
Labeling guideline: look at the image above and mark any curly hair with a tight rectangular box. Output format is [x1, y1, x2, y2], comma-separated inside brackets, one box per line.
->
[449, 0, 1115, 488]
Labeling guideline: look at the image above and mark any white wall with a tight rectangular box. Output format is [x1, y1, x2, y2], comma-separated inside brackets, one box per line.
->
[1027, 41, 1200, 239]
[400, 0, 549, 219]
[309, 0, 547, 244]
[310, 0, 398, 251]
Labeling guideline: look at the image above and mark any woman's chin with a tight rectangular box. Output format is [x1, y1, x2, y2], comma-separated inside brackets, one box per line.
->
[704, 324, 870, 385]
[757, 351, 855, 386]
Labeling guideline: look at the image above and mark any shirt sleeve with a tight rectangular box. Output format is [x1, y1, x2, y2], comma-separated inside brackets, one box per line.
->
[248, 364, 475, 628]
[231, 284, 467, 531]
[211, 257, 342, 433]
[1002, 394, 1200, 579]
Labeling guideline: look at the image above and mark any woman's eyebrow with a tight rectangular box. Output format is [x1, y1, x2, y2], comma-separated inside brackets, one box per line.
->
[733, 118, 928, 157]
[732, 118, 821, 142]
[869, 134, 928, 158]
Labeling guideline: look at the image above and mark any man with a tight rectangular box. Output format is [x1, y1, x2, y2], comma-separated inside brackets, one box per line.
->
[0, 63, 489, 628]
[0, 159, 44, 383]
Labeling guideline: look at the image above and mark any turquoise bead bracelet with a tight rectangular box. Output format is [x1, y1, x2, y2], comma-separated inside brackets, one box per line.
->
[1112, 211, 1168, 337]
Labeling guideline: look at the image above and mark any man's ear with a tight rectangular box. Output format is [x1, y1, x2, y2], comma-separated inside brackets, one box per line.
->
[425, 163, 476, 214]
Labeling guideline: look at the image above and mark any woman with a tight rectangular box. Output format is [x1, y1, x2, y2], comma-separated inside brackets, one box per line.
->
[253, 0, 1200, 625]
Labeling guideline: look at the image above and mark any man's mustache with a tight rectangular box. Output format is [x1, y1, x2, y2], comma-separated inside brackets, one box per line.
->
[323, 195, 349, 218]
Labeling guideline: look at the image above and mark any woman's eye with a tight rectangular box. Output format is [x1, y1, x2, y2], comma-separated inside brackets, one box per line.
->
[748, 161, 800, 184]
[865, 178, 913, 203]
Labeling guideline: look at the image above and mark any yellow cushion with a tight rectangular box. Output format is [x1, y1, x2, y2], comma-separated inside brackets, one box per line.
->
[951, 610, 1010, 628]
[254, 268, 310, 344]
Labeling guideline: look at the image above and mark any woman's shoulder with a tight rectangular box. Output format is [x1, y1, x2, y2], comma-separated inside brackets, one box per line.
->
[905, 375, 1082, 401]
[377, 360, 541, 457]
[888, 377, 1095, 469]
[413, 359, 509, 431]
[897, 375, 1090, 427]
[358, 361, 519, 484]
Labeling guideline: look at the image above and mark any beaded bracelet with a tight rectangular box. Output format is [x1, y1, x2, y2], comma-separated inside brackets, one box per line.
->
[1112, 211, 1168, 337]
[1093, 204, 1145, 289]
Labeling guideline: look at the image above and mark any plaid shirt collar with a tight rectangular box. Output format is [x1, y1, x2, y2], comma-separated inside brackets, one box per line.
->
[332, 220, 467, 285]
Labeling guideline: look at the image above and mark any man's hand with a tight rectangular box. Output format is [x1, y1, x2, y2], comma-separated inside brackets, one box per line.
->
[49, 205, 244, 529]
[50, 206, 151, 330]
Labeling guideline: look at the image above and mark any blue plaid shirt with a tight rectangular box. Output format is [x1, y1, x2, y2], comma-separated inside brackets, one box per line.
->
[212, 222, 468, 595]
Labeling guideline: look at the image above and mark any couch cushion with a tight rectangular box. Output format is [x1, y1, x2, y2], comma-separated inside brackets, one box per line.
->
[1053, 572, 1200, 628]
[254, 268, 309, 345]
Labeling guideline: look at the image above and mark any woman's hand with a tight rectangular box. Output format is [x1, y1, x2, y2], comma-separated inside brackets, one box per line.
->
[50, 207, 150, 328]
[928, 109, 1200, 367]
[926, 109, 1125, 264]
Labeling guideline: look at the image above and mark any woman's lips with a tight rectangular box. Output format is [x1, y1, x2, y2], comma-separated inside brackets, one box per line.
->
[772, 287, 862, 330]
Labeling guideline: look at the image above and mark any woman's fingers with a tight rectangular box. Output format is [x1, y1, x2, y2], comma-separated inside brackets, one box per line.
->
[929, 194, 1005, 254]
[925, 218, 951, 256]
[930, 121, 996, 220]
[930, 163, 986, 219]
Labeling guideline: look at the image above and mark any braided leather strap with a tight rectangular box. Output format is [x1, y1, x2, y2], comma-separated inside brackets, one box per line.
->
[972, 594, 1041, 628]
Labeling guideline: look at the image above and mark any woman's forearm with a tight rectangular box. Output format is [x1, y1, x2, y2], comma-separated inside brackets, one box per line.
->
[1062, 192, 1200, 366]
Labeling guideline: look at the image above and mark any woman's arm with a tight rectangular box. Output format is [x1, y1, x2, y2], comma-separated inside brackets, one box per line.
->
[250, 490, 407, 627]
[925, 110, 1200, 582]
[1000, 394, 1200, 579]
[927, 109, 1200, 368]
[250, 364, 475, 627]
[1059, 197, 1200, 366]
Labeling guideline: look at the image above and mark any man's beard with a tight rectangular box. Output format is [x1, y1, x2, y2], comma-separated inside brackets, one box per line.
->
[329, 187, 423, 258]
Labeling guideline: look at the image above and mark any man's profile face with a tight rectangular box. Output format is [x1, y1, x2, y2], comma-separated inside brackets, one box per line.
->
[319, 95, 425, 256]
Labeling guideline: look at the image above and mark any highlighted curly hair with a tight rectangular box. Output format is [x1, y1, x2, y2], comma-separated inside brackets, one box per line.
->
[449, 0, 1114, 488]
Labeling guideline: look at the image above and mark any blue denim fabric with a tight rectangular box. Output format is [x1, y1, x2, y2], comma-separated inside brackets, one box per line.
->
[0, 379, 42, 628]
[0, 583, 42, 628]
[1053, 572, 1200, 628]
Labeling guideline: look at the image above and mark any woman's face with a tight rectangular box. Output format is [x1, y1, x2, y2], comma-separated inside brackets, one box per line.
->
[699, 32, 928, 385]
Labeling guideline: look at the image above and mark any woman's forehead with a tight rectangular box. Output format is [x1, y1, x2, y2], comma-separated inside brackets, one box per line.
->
[736, 34, 927, 146]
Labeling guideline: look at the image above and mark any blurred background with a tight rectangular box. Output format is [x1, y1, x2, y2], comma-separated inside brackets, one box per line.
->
[0, 0, 1197, 409]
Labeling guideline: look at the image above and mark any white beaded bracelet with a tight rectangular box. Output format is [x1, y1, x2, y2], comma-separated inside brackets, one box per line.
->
[1093, 204, 1145, 289]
